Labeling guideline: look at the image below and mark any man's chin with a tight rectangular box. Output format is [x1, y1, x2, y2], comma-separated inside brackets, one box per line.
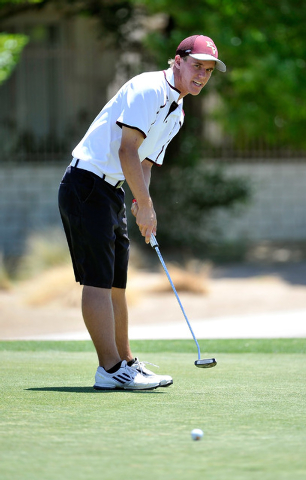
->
[190, 89, 202, 96]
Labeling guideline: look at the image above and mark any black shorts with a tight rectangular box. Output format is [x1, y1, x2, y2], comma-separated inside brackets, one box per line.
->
[58, 166, 129, 289]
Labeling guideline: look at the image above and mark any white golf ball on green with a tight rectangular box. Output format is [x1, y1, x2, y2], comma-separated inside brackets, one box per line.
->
[191, 428, 204, 441]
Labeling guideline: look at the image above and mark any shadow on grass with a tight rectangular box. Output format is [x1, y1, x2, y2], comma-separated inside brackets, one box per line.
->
[26, 387, 166, 394]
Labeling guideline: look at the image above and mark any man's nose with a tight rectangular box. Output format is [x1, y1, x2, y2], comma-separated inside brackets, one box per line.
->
[198, 68, 207, 78]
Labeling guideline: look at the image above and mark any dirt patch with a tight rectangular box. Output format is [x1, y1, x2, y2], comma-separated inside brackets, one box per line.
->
[1, 261, 306, 339]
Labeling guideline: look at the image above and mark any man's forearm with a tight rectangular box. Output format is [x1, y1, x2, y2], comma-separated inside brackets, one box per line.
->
[118, 126, 156, 243]
[141, 159, 152, 191]
[119, 150, 152, 207]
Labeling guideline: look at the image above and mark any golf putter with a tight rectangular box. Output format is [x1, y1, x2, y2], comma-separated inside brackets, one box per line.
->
[150, 234, 217, 369]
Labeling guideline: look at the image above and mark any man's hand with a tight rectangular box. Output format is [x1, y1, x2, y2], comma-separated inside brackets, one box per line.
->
[131, 199, 157, 243]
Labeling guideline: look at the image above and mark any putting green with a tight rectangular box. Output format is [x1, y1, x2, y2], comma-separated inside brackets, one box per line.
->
[0, 340, 305, 480]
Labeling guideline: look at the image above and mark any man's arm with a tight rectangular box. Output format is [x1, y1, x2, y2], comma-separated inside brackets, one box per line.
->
[131, 158, 153, 221]
[119, 126, 156, 243]
[141, 158, 153, 189]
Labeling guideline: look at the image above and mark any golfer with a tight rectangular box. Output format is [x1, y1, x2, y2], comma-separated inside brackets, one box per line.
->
[58, 35, 226, 390]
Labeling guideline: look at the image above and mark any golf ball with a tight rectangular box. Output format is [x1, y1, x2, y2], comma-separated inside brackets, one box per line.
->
[191, 428, 204, 441]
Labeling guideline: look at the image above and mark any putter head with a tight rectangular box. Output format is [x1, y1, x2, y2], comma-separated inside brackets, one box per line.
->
[195, 358, 217, 368]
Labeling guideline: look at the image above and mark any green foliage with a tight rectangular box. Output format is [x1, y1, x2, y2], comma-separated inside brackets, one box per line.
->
[2, 0, 306, 148]
[0, 1, 43, 4]
[133, 0, 306, 150]
[0, 0, 134, 46]
[0, 32, 28, 84]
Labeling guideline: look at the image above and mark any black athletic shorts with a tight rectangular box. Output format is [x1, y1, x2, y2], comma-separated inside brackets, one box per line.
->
[58, 166, 129, 289]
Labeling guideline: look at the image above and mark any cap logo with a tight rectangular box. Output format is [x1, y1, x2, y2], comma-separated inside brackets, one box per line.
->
[206, 40, 217, 55]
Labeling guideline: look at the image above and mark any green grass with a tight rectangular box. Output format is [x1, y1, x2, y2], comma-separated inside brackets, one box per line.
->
[0, 340, 305, 480]
[1, 338, 305, 353]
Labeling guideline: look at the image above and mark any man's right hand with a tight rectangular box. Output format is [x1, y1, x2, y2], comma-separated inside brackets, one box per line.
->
[132, 199, 157, 244]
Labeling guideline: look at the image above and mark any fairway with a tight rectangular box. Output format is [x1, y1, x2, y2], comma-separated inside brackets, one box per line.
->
[0, 340, 305, 480]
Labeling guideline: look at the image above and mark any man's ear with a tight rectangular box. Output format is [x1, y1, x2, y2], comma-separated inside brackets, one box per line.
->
[174, 54, 181, 69]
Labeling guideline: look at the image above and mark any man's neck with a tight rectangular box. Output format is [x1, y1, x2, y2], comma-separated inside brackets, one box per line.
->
[172, 67, 184, 102]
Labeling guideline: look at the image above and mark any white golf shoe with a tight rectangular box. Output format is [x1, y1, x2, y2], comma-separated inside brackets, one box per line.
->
[129, 358, 173, 387]
[94, 360, 160, 390]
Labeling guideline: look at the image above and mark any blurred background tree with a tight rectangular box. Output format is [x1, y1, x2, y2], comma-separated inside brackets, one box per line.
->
[0, 31, 28, 83]
[128, 0, 305, 250]
[133, 0, 306, 151]
[2, 0, 305, 253]
[3, 0, 305, 150]
[0, 0, 37, 84]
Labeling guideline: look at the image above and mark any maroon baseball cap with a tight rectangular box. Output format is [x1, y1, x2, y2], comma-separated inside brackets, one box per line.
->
[176, 35, 226, 72]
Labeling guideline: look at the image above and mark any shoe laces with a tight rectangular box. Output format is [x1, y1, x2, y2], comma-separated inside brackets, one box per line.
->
[133, 358, 159, 374]
[122, 361, 138, 379]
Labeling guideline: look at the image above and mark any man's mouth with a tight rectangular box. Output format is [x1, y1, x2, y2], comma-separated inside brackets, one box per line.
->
[193, 81, 202, 87]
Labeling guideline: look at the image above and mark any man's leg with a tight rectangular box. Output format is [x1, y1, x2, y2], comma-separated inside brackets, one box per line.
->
[111, 287, 133, 363]
[83, 285, 161, 390]
[111, 287, 173, 387]
[82, 285, 122, 370]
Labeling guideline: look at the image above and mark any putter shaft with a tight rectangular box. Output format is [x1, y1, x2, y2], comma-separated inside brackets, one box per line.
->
[150, 234, 202, 360]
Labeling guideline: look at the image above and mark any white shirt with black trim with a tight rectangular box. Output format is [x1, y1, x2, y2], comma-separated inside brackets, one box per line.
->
[72, 68, 185, 182]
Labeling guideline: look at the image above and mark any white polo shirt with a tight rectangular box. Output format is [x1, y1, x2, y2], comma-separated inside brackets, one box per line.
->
[72, 68, 185, 182]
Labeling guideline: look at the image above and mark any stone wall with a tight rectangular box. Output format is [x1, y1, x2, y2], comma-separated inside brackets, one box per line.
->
[0, 164, 66, 256]
[214, 162, 306, 241]
[1, 162, 306, 257]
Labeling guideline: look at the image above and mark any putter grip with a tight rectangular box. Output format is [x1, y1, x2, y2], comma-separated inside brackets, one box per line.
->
[150, 234, 159, 248]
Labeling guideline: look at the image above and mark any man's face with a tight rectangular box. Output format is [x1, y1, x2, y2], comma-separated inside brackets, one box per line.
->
[174, 55, 215, 99]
